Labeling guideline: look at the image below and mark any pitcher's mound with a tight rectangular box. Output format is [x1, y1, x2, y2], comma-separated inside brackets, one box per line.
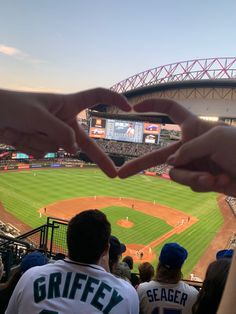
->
[117, 219, 134, 228]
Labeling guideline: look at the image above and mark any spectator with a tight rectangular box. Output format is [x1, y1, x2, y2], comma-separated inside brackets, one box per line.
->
[192, 258, 231, 314]
[6, 209, 138, 314]
[137, 243, 198, 314]
[216, 249, 234, 260]
[20, 251, 48, 273]
[138, 262, 154, 284]
[123, 256, 140, 287]
[0, 266, 22, 313]
[109, 235, 126, 274]
[113, 262, 131, 282]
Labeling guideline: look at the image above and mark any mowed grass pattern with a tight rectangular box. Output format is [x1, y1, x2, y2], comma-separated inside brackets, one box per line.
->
[102, 206, 172, 245]
[0, 168, 223, 276]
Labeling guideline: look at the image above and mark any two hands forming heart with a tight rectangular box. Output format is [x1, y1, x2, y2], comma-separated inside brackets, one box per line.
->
[1, 87, 236, 196]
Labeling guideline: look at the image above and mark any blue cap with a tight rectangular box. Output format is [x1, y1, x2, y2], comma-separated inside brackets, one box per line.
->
[159, 243, 188, 269]
[216, 249, 234, 260]
[21, 251, 48, 273]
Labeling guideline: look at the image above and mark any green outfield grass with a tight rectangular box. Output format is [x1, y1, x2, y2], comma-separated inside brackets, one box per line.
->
[0, 168, 223, 276]
[102, 206, 172, 244]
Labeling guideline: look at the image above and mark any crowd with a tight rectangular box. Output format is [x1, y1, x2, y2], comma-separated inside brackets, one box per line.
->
[1, 88, 236, 313]
[0, 209, 232, 314]
[0, 221, 20, 239]
[225, 196, 236, 216]
[95, 139, 160, 158]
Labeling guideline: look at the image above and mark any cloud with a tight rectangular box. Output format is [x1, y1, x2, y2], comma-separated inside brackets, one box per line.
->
[0, 44, 27, 58]
[0, 44, 47, 64]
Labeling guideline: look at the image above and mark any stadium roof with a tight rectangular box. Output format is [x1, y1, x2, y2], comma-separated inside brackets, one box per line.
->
[110, 57, 236, 94]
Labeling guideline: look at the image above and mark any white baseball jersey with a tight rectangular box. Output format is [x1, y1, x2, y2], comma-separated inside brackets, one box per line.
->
[137, 280, 198, 314]
[6, 259, 139, 314]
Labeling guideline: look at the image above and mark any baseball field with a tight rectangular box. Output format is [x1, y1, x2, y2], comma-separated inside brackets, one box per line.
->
[0, 167, 225, 278]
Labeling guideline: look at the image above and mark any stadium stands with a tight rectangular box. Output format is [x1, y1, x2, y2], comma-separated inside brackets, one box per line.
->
[226, 196, 236, 217]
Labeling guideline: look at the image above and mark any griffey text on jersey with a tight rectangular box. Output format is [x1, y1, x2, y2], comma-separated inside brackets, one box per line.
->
[33, 272, 124, 313]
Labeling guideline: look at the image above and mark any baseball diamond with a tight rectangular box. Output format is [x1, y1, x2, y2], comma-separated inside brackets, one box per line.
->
[38, 196, 198, 263]
[0, 167, 234, 279]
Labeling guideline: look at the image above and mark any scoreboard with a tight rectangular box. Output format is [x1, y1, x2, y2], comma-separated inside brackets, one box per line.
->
[89, 118, 161, 144]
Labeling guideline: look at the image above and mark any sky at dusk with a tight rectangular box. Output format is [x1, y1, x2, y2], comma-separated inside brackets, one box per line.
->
[1, 0, 236, 93]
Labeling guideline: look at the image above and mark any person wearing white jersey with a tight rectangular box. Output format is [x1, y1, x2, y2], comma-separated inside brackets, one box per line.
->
[137, 242, 198, 314]
[6, 209, 139, 314]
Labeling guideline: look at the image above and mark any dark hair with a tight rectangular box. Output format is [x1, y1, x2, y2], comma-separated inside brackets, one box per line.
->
[155, 262, 182, 284]
[192, 259, 231, 314]
[139, 262, 154, 283]
[123, 256, 133, 270]
[67, 209, 111, 264]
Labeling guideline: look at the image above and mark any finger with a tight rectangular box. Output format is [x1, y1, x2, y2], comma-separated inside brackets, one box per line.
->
[0, 128, 60, 154]
[29, 107, 78, 153]
[134, 99, 195, 125]
[65, 88, 131, 115]
[170, 167, 236, 195]
[70, 120, 117, 178]
[215, 181, 236, 196]
[167, 127, 220, 167]
[118, 141, 181, 178]
[16, 146, 45, 159]
[169, 168, 217, 191]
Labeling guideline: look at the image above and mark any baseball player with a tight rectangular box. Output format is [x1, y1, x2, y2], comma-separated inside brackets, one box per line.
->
[137, 243, 198, 314]
[6, 210, 139, 314]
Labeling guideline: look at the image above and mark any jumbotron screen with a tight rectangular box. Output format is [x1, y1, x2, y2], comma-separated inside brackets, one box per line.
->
[89, 118, 161, 144]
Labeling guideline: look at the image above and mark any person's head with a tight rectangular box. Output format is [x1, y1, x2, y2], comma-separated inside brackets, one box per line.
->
[216, 249, 234, 260]
[109, 235, 126, 273]
[123, 256, 133, 270]
[113, 261, 131, 281]
[20, 251, 48, 273]
[156, 242, 188, 284]
[192, 259, 231, 314]
[138, 262, 154, 283]
[67, 209, 111, 264]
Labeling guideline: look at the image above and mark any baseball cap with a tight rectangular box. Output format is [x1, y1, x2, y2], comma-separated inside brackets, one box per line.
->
[21, 251, 48, 273]
[109, 236, 126, 259]
[159, 243, 188, 269]
[216, 249, 234, 260]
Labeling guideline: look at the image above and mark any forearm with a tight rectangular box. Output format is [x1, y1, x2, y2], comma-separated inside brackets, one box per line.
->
[217, 251, 236, 313]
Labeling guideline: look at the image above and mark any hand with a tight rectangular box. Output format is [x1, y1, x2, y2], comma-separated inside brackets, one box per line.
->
[118, 99, 234, 195]
[118, 99, 216, 177]
[0, 88, 131, 177]
[168, 125, 236, 195]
